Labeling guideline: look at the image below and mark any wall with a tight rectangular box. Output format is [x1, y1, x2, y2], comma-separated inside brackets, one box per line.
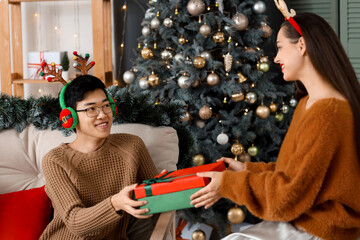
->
[10, 1, 93, 98]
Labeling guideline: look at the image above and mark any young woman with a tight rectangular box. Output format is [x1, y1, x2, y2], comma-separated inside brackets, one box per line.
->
[190, 12, 360, 240]
[40, 75, 159, 239]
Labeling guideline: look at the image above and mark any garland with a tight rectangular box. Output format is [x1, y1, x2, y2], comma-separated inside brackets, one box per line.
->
[0, 86, 194, 169]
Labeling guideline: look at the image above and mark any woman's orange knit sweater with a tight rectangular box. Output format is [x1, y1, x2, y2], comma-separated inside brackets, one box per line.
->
[220, 96, 360, 240]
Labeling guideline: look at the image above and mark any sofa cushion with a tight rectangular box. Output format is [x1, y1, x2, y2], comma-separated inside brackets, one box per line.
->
[0, 123, 179, 194]
[0, 185, 52, 240]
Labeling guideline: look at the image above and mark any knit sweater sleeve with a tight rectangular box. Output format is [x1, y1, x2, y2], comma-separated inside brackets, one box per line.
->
[220, 101, 342, 222]
[42, 151, 121, 238]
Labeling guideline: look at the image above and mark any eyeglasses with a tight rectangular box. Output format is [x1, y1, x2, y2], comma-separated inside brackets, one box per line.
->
[76, 103, 114, 118]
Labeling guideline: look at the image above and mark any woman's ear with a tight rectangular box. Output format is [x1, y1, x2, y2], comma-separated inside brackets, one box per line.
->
[298, 37, 307, 56]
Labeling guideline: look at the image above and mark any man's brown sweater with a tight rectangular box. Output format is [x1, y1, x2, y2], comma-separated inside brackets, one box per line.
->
[40, 134, 158, 239]
[220, 96, 360, 240]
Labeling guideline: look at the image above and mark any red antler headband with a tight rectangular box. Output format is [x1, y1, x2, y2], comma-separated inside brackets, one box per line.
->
[274, 0, 303, 36]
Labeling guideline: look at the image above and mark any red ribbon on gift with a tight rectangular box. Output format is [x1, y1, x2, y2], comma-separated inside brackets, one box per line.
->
[176, 218, 190, 240]
[28, 52, 61, 79]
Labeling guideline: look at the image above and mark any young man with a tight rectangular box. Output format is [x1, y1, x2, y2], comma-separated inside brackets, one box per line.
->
[40, 75, 159, 239]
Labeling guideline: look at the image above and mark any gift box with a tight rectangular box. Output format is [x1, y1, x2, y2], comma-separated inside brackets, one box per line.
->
[136, 162, 226, 214]
[27, 52, 65, 79]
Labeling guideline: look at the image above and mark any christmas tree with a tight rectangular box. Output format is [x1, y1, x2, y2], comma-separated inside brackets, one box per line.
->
[124, 0, 298, 236]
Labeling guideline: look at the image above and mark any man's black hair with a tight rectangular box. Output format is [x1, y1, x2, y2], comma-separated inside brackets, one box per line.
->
[63, 75, 107, 110]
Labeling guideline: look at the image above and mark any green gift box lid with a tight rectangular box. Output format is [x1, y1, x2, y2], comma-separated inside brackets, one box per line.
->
[139, 187, 202, 215]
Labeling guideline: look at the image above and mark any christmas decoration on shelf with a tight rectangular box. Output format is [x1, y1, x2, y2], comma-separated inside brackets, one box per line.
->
[128, 0, 296, 237]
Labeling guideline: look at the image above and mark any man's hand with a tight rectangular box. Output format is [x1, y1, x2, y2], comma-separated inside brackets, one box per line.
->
[111, 184, 153, 219]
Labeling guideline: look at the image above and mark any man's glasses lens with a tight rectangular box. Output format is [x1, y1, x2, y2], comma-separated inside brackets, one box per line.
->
[87, 104, 112, 117]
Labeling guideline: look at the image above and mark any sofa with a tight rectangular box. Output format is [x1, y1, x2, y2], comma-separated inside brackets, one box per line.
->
[0, 123, 178, 240]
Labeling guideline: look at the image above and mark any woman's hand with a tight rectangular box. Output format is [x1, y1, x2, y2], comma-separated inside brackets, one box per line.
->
[190, 171, 223, 209]
[111, 184, 153, 219]
[217, 157, 246, 172]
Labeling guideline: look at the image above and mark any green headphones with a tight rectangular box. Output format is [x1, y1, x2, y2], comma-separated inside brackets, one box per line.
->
[59, 81, 117, 129]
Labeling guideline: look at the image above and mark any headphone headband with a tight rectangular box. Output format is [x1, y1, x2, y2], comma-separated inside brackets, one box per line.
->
[59, 81, 72, 109]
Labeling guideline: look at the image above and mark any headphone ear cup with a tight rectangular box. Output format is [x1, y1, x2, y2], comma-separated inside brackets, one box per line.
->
[59, 107, 78, 129]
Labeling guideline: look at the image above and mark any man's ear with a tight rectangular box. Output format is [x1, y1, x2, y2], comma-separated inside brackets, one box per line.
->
[298, 37, 306, 56]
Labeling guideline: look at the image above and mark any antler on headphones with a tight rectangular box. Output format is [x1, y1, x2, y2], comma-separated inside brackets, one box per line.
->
[273, 0, 296, 19]
[40, 61, 67, 86]
[73, 51, 95, 75]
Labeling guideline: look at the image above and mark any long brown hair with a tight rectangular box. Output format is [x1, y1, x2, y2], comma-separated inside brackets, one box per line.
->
[281, 12, 360, 157]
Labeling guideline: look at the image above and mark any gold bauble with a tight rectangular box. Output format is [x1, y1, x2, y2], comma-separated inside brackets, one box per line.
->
[227, 206, 246, 224]
[231, 142, 245, 160]
[199, 105, 212, 119]
[141, 47, 154, 59]
[180, 111, 192, 122]
[261, 24, 272, 38]
[239, 153, 251, 162]
[269, 102, 277, 112]
[259, 55, 269, 63]
[237, 72, 247, 83]
[193, 56, 206, 69]
[147, 73, 160, 87]
[256, 104, 271, 119]
[192, 229, 206, 240]
[213, 31, 225, 44]
[192, 154, 205, 166]
[179, 36, 186, 45]
[231, 92, 245, 102]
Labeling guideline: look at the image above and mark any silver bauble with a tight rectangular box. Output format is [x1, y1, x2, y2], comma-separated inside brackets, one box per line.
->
[206, 72, 220, 86]
[178, 75, 191, 89]
[200, 51, 211, 60]
[281, 104, 290, 114]
[196, 120, 206, 128]
[163, 17, 173, 27]
[290, 97, 298, 107]
[174, 53, 185, 63]
[161, 49, 174, 60]
[232, 13, 249, 30]
[123, 70, 135, 84]
[139, 77, 149, 89]
[253, 1, 266, 14]
[150, 18, 160, 29]
[217, 133, 229, 145]
[245, 92, 257, 104]
[187, 0, 205, 16]
[142, 26, 151, 36]
[200, 23, 211, 37]
[224, 25, 231, 33]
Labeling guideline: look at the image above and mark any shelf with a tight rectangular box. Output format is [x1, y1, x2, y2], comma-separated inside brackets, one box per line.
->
[13, 79, 48, 84]
[0, 0, 112, 98]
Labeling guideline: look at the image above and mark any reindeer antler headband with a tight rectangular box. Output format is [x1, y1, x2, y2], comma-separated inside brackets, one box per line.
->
[274, 0, 303, 36]
[40, 51, 96, 86]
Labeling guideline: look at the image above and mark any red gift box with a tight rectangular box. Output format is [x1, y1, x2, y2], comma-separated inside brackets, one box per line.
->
[134, 162, 226, 199]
